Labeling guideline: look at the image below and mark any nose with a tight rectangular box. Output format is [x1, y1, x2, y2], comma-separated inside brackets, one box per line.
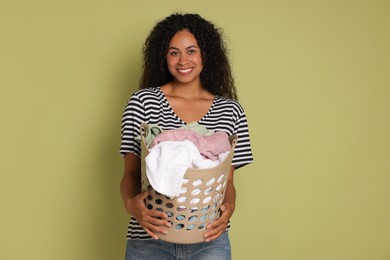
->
[178, 53, 188, 65]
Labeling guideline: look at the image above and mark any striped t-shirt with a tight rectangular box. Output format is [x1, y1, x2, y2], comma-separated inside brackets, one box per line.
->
[120, 87, 253, 240]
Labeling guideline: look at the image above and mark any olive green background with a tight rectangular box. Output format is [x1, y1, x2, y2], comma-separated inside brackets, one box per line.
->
[1, 0, 389, 259]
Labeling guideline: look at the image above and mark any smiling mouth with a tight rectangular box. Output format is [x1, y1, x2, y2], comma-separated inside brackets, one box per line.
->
[177, 68, 193, 73]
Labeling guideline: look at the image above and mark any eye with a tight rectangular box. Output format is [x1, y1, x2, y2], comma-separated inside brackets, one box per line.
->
[187, 49, 196, 54]
[169, 51, 180, 56]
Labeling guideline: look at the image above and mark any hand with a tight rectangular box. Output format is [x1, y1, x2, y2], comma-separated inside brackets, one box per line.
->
[203, 202, 235, 242]
[125, 191, 171, 239]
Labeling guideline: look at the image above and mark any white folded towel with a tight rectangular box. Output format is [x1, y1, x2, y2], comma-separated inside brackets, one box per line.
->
[145, 141, 230, 197]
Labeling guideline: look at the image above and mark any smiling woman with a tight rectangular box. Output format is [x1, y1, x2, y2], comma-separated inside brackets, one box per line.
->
[166, 30, 204, 86]
[120, 13, 253, 260]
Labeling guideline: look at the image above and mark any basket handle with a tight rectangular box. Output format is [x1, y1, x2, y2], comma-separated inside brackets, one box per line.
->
[140, 122, 149, 138]
[229, 134, 238, 148]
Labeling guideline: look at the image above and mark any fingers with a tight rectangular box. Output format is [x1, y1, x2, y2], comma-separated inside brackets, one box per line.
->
[138, 191, 149, 200]
[203, 203, 232, 242]
[131, 191, 175, 239]
[141, 220, 170, 239]
[136, 201, 171, 239]
[203, 216, 229, 242]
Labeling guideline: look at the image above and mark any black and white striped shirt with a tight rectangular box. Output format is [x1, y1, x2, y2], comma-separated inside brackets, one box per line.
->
[120, 87, 253, 240]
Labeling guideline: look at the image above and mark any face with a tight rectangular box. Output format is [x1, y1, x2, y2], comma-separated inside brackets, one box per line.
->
[166, 30, 203, 85]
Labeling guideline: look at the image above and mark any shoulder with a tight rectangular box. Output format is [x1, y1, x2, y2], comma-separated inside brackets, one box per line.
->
[214, 96, 245, 114]
[131, 87, 161, 100]
[126, 87, 162, 105]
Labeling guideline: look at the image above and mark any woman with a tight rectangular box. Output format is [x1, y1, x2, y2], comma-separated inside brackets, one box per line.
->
[120, 13, 253, 259]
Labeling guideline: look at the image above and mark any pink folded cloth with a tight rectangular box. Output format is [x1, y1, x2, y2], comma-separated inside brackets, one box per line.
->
[150, 129, 231, 160]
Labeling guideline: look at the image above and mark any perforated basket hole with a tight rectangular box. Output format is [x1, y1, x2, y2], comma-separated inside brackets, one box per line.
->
[206, 178, 215, 186]
[200, 214, 208, 221]
[182, 178, 189, 184]
[147, 194, 153, 201]
[156, 208, 163, 212]
[190, 207, 199, 213]
[180, 187, 188, 194]
[201, 205, 210, 212]
[202, 196, 212, 204]
[155, 199, 163, 205]
[216, 183, 223, 191]
[205, 187, 213, 195]
[177, 196, 187, 203]
[190, 198, 200, 205]
[191, 188, 201, 195]
[217, 174, 224, 183]
[175, 224, 184, 230]
[188, 215, 198, 222]
[212, 202, 218, 210]
[167, 211, 174, 217]
[213, 193, 221, 202]
[198, 223, 206, 229]
[176, 215, 185, 221]
[186, 224, 196, 231]
[147, 204, 153, 210]
[192, 179, 203, 186]
[166, 202, 174, 209]
[177, 206, 186, 212]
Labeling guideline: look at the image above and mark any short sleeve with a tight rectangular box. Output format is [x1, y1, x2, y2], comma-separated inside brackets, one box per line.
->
[120, 93, 146, 157]
[231, 105, 253, 169]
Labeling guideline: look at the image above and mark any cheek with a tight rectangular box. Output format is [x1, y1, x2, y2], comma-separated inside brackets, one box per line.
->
[166, 59, 177, 74]
[195, 54, 203, 65]
[166, 56, 178, 66]
[166, 58, 175, 70]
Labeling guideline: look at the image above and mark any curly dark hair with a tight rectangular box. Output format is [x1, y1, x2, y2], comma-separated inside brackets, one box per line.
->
[139, 13, 237, 100]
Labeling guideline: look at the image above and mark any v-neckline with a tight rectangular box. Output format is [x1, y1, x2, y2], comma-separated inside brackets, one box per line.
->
[157, 87, 216, 125]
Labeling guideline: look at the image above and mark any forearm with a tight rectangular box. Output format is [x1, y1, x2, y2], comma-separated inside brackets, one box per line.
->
[223, 180, 236, 213]
[120, 174, 141, 203]
[120, 153, 142, 214]
[223, 166, 236, 212]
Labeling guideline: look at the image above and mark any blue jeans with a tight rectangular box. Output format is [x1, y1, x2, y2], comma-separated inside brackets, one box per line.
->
[125, 232, 231, 260]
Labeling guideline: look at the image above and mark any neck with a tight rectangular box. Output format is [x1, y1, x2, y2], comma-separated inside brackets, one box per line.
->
[162, 81, 214, 100]
[169, 80, 206, 99]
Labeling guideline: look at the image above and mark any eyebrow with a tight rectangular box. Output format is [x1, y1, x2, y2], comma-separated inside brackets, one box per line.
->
[168, 45, 199, 50]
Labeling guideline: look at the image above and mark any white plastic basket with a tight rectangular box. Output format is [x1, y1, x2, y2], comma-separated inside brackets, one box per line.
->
[140, 123, 237, 244]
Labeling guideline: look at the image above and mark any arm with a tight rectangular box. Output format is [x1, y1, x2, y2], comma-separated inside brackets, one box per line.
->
[120, 153, 171, 239]
[203, 166, 236, 242]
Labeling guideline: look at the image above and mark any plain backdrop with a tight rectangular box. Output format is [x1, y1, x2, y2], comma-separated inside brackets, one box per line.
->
[1, 0, 389, 259]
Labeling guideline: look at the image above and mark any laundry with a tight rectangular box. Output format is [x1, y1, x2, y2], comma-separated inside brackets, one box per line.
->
[138, 122, 215, 148]
[136, 124, 164, 148]
[192, 151, 230, 169]
[180, 121, 215, 136]
[150, 129, 231, 160]
[145, 140, 202, 197]
[145, 140, 230, 197]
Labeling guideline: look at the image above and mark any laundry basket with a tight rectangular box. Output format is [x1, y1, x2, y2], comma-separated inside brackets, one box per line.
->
[140, 123, 237, 244]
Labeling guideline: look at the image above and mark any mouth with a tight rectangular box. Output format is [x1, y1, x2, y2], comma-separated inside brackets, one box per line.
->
[177, 68, 193, 73]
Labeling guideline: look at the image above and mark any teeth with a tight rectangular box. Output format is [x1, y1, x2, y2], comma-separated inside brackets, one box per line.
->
[178, 68, 192, 73]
